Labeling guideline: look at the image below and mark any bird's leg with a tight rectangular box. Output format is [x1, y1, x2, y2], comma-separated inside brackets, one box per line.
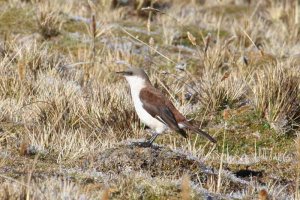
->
[135, 133, 160, 148]
[147, 133, 159, 144]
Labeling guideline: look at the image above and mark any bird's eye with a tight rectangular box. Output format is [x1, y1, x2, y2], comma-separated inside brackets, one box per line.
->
[125, 71, 133, 76]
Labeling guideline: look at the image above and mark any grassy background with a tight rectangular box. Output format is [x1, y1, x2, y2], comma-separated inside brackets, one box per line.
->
[0, 0, 299, 199]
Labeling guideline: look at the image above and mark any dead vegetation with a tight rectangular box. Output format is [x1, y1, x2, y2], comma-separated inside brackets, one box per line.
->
[0, 0, 299, 199]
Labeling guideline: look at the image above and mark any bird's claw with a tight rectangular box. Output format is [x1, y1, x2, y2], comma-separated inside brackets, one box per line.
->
[132, 141, 153, 148]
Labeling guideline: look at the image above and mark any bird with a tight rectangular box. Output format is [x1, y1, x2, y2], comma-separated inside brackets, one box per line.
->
[116, 68, 217, 147]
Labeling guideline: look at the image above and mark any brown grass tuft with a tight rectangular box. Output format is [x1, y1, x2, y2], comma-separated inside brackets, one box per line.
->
[258, 189, 269, 200]
[181, 174, 191, 200]
[101, 188, 111, 200]
[36, 2, 63, 39]
[19, 141, 29, 156]
[17, 60, 26, 82]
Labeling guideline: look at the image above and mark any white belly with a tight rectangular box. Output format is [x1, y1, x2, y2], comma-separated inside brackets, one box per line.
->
[131, 91, 167, 134]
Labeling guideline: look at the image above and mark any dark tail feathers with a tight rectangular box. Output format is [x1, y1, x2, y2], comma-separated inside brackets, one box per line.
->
[182, 121, 217, 143]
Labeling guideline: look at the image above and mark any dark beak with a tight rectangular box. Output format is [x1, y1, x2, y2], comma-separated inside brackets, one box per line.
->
[116, 71, 126, 75]
[115, 71, 132, 76]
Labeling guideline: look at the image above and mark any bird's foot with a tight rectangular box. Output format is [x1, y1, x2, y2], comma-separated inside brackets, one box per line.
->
[131, 134, 159, 148]
[132, 141, 153, 148]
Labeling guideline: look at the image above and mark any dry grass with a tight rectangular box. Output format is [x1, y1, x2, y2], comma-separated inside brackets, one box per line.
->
[36, 1, 65, 39]
[295, 134, 300, 199]
[251, 62, 300, 133]
[0, 0, 299, 199]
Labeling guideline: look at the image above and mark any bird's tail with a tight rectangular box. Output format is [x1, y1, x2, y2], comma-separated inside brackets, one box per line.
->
[182, 121, 217, 143]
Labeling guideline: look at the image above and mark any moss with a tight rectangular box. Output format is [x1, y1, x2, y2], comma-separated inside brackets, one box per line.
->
[111, 179, 183, 200]
[218, 110, 294, 155]
[209, 5, 250, 17]
[113, 21, 228, 47]
[113, 21, 164, 45]
[0, 7, 37, 34]
[176, 25, 228, 47]
[48, 33, 88, 55]
[62, 20, 87, 34]
[186, 108, 295, 156]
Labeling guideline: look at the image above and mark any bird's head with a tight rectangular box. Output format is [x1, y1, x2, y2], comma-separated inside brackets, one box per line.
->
[116, 68, 151, 89]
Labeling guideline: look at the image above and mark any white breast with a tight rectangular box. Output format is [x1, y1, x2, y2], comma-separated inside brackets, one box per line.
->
[125, 76, 167, 134]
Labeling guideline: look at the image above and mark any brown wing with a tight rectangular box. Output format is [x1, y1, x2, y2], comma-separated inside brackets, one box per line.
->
[140, 88, 187, 138]
[140, 87, 216, 143]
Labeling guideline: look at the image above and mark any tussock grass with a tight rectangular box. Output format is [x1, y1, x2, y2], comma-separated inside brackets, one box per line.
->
[251, 62, 300, 133]
[36, 1, 64, 39]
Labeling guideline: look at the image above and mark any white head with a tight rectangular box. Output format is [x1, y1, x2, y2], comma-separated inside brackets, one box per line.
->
[116, 68, 151, 91]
